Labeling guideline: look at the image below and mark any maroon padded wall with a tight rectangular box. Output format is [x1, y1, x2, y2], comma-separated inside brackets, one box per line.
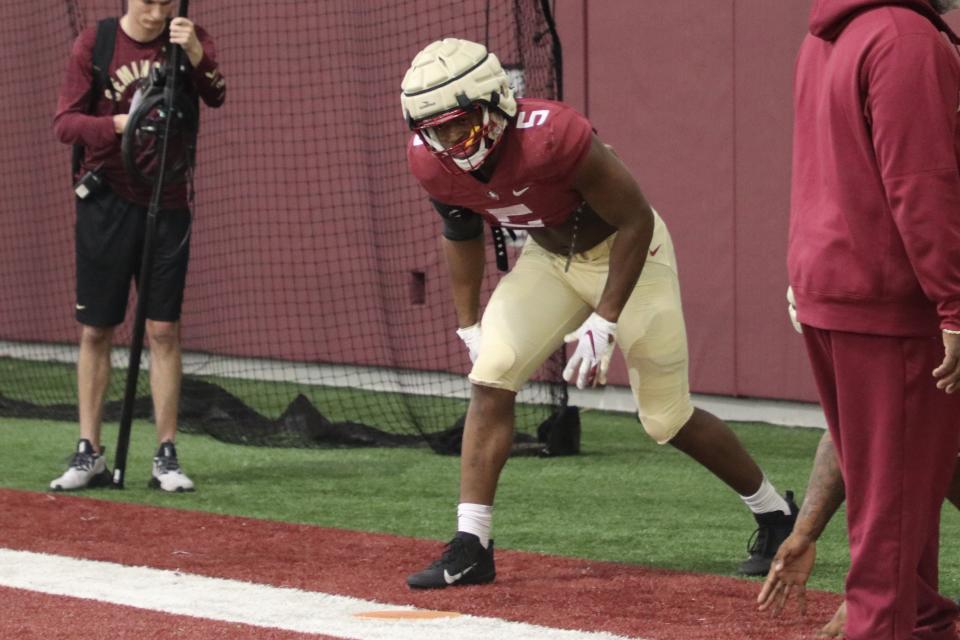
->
[733, 1, 816, 400]
[555, 0, 814, 401]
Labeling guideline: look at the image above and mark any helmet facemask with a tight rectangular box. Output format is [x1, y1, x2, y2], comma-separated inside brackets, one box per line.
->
[414, 103, 508, 174]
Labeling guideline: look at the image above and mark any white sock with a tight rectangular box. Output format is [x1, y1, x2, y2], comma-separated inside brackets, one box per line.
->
[741, 477, 790, 515]
[457, 503, 493, 549]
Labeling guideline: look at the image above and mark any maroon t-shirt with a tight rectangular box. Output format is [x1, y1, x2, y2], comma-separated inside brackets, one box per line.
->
[54, 21, 225, 208]
[407, 98, 593, 229]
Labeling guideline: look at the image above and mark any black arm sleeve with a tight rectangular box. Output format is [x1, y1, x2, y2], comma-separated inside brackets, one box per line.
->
[431, 199, 485, 241]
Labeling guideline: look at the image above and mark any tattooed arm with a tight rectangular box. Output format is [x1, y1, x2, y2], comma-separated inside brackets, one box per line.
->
[757, 431, 844, 615]
[793, 431, 845, 541]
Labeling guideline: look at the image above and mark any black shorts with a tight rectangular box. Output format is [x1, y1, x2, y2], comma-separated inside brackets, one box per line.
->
[75, 188, 191, 327]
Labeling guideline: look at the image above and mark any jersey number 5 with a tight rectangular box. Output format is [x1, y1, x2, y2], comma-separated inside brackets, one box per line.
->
[516, 109, 549, 129]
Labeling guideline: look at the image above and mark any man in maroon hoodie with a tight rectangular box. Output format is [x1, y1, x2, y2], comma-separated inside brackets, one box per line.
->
[787, 0, 960, 638]
[50, 0, 225, 493]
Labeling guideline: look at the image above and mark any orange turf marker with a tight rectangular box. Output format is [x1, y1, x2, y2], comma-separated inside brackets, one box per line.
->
[354, 610, 462, 620]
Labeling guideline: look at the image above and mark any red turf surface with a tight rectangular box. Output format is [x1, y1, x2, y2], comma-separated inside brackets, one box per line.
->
[0, 488, 843, 639]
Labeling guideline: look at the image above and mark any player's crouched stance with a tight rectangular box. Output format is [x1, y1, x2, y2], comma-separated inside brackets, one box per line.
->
[400, 38, 796, 589]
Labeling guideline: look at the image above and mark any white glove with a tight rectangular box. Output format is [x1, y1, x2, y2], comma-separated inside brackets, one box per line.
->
[562, 312, 617, 389]
[456, 323, 482, 363]
[786, 286, 802, 334]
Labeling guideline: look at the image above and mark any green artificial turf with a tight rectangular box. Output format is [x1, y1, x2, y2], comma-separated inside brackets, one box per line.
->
[2, 412, 957, 596]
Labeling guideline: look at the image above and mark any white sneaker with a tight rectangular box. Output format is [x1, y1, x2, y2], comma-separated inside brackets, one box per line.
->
[50, 439, 112, 491]
[149, 441, 195, 492]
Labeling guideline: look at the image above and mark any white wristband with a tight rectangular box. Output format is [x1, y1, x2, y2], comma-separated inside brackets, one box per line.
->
[944, 328, 960, 335]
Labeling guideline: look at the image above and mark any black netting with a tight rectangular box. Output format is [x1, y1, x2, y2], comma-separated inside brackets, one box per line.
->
[0, 1, 576, 454]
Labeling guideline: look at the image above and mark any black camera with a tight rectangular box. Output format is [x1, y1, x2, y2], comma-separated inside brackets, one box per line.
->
[74, 169, 104, 200]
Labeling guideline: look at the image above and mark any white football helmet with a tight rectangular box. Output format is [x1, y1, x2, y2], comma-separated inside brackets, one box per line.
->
[401, 38, 517, 173]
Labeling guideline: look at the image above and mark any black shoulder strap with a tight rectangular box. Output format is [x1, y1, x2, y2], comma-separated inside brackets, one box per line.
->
[72, 17, 119, 177]
[91, 17, 118, 94]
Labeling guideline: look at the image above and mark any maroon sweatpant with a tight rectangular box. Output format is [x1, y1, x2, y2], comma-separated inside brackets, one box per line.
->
[803, 327, 960, 640]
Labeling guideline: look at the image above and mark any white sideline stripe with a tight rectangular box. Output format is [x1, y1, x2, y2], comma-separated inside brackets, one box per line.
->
[0, 549, 640, 640]
[0, 339, 826, 428]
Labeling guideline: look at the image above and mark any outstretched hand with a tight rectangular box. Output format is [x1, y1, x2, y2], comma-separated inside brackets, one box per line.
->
[757, 532, 817, 617]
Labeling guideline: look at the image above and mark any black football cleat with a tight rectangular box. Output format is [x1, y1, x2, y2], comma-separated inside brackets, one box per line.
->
[407, 532, 496, 589]
[737, 490, 799, 576]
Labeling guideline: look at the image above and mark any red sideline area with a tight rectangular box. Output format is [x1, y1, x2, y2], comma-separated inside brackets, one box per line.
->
[0, 489, 841, 639]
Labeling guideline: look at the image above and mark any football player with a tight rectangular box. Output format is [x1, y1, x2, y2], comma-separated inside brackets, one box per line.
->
[401, 38, 797, 588]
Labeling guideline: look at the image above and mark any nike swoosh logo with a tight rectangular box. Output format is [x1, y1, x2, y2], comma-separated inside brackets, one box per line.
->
[649, 244, 662, 256]
[443, 563, 477, 584]
[512, 186, 531, 196]
[75, 304, 86, 310]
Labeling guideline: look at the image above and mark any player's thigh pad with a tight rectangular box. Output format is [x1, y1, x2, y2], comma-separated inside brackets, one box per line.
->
[616, 261, 694, 444]
[470, 241, 590, 391]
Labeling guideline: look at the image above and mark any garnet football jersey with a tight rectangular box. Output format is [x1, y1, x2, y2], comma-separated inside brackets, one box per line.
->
[407, 98, 594, 229]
